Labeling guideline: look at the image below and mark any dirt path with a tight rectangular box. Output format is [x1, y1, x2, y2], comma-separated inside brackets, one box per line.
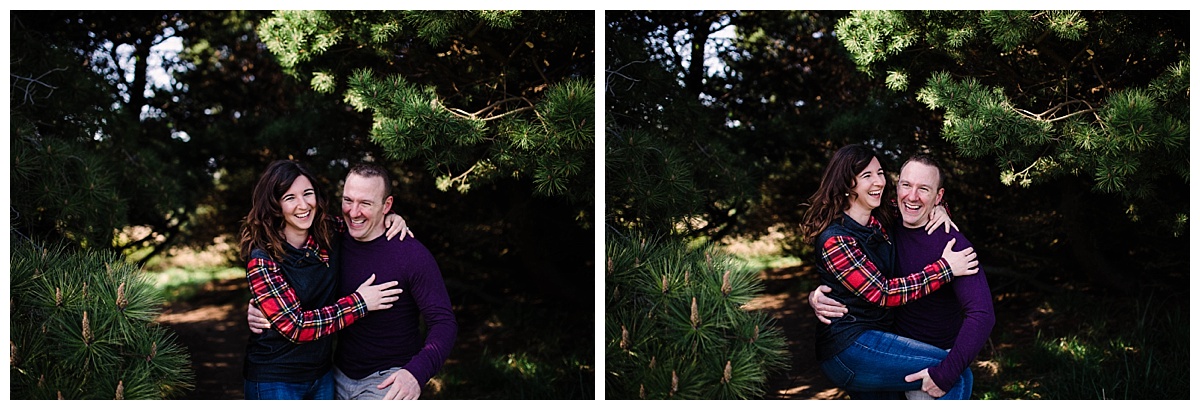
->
[156, 278, 250, 399]
[745, 264, 847, 400]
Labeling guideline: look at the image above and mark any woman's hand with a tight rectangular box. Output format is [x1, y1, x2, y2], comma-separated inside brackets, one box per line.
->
[355, 274, 403, 311]
[940, 238, 978, 277]
[384, 213, 414, 241]
[925, 204, 958, 234]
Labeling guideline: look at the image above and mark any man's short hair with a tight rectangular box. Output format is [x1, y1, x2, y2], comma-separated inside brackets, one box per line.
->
[348, 163, 393, 201]
[903, 154, 944, 191]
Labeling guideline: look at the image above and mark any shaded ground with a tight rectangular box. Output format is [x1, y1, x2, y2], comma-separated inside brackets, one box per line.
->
[155, 275, 593, 399]
[157, 278, 251, 399]
[744, 264, 847, 400]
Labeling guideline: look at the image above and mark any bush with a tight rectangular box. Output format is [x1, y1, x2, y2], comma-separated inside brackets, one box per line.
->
[9, 235, 194, 399]
[605, 232, 788, 399]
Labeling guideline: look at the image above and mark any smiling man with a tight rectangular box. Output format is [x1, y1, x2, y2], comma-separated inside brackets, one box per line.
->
[809, 154, 995, 399]
[333, 163, 457, 400]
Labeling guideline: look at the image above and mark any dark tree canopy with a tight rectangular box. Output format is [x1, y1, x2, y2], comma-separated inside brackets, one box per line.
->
[836, 10, 1189, 288]
[11, 12, 209, 256]
[605, 10, 1188, 292]
[11, 10, 597, 306]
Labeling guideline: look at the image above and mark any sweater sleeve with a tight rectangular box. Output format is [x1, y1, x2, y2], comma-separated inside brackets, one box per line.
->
[246, 255, 368, 343]
[926, 234, 995, 392]
[820, 235, 954, 307]
[399, 251, 458, 386]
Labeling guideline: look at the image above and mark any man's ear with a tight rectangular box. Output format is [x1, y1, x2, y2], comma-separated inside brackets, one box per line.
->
[383, 195, 394, 214]
[935, 188, 944, 206]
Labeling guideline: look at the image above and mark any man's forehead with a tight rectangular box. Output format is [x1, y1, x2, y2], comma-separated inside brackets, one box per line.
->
[900, 162, 939, 183]
[342, 174, 388, 198]
[345, 174, 383, 187]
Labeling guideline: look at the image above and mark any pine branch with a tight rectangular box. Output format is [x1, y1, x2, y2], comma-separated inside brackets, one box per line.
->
[470, 96, 533, 117]
[480, 106, 535, 121]
[1046, 108, 1097, 123]
[1011, 99, 1098, 123]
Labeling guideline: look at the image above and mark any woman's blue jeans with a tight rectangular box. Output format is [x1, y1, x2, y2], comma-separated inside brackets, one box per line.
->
[820, 330, 972, 400]
[244, 370, 335, 400]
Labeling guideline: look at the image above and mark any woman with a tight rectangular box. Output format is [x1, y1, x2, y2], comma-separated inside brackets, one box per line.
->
[238, 159, 408, 400]
[799, 144, 978, 399]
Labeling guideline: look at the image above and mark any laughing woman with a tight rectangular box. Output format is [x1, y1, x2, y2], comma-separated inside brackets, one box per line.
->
[800, 144, 978, 399]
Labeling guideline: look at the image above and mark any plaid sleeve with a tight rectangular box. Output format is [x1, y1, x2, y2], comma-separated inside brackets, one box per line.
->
[246, 256, 368, 343]
[819, 235, 952, 307]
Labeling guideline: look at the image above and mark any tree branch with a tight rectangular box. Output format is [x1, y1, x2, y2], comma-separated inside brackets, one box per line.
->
[480, 106, 535, 121]
[1046, 108, 1097, 123]
[606, 60, 647, 94]
[1011, 99, 1097, 123]
[470, 96, 530, 117]
[11, 68, 66, 105]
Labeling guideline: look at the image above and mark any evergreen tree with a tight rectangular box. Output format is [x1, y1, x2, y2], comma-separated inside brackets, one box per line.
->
[605, 11, 758, 238]
[9, 235, 194, 399]
[605, 233, 787, 399]
[9, 12, 214, 259]
[254, 10, 597, 310]
[605, 11, 789, 399]
[836, 10, 1189, 287]
[256, 10, 594, 221]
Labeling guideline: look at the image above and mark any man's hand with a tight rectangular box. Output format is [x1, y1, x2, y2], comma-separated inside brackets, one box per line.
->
[247, 301, 270, 334]
[904, 368, 946, 398]
[807, 285, 847, 325]
[378, 369, 421, 400]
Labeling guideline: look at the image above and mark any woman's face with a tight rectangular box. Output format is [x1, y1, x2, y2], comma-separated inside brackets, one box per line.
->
[279, 175, 317, 236]
[848, 156, 886, 214]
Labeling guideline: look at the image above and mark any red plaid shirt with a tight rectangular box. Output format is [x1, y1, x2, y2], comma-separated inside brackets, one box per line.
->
[818, 217, 953, 307]
[246, 235, 367, 343]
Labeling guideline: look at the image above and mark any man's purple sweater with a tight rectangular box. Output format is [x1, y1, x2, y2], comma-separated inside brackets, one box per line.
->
[334, 234, 457, 386]
[893, 225, 995, 392]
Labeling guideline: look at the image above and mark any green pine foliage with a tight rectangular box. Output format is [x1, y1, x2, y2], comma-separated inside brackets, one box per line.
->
[257, 11, 594, 222]
[605, 233, 788, 399]
[11, 131, 128, 248]
[10, 236, 194, 399]
[837, 10, 1189, 236]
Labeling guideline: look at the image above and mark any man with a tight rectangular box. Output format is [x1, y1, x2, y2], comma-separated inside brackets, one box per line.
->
[250, 163, 457, 400]
[808, 154, 995, 399]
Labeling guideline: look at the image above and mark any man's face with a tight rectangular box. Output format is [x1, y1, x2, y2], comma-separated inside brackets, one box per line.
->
[897, 161, 944, 228]
[341, 173, 393, 242]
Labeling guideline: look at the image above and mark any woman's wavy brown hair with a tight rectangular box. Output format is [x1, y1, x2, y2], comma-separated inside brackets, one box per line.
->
[800, 144, 895, 244]
[238, 160, 334, 262]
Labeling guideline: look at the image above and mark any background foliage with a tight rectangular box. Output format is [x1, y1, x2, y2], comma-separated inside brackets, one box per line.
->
[10, 10, 594, 399]
[605, 10, 1188, 399]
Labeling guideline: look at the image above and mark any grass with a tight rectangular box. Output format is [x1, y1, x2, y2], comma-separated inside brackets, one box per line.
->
[149, 266, 244, 303]
[425, 293, 594, 399]
[973, 288, 1189, 399]
[431, 348, 593, 399]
